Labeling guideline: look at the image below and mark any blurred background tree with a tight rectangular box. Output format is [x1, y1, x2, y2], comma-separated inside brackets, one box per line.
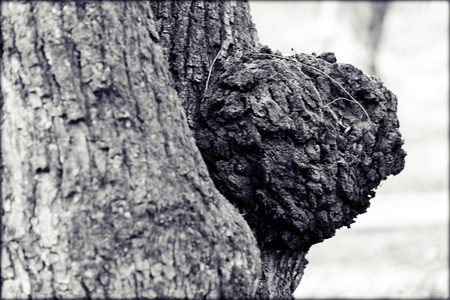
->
[344, 1, 390, 75]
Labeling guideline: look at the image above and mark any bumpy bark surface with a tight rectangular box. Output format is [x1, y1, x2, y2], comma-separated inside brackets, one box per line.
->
[195, 49, 406, 297]
[150, 2, 406, 299]
[198, 50, 405, 250]
[1, 2, 260, 298]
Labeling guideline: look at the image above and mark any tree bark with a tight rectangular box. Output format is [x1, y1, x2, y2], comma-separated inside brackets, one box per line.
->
[195, 49, 406, 298]
[1, 2, 259, 298]
[1, 1, 406, 299]
[149, 1, 259, 128]
[149, 2, 405, 298]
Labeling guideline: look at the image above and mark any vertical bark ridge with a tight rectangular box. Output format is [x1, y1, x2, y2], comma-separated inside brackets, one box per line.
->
[257, 249, 308, 299]
[150, 0, 259, 127]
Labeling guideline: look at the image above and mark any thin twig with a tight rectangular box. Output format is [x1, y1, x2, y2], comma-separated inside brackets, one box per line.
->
[205, 49, 222, 92]
[324, 97, 371, 121]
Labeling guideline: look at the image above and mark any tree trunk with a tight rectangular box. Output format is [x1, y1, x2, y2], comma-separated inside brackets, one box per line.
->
[1, 1, 406, 299]
[1, 2, 259, 298]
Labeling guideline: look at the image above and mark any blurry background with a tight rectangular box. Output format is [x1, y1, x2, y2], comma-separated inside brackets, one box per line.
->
[249, 1, 448, 298]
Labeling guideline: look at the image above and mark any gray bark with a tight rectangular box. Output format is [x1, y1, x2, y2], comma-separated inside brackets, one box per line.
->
[1, 1, 406, 299]
[195, 49, 405, 298]
[149, 1, 259, 128]
[1, 2, 259, 298]
[149, 2, 405, 298]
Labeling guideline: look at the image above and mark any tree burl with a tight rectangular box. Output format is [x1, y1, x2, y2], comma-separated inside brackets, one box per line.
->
[196, 49, 406, 252]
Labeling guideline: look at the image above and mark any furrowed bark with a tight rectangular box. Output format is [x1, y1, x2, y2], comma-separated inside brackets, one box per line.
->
[150, 1, 259, 127]
[1, 2, 259, 298]
[1, 1, 406, 299]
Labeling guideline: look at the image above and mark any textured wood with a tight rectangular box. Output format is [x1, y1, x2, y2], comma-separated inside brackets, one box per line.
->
[257, 249, 308, 299]
[1, 1, 406, 299]
[197, 50, 406, 250]
[1, 2, 259, 298]
[196, 49, 406, 298]
[150, 0, 259, 127]
[149, 3, 406, 291]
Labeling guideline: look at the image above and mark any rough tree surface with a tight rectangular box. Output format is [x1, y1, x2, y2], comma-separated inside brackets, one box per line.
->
[1, 1, 406, 299]
[198, 50, 406, 250]
[150, 1, 259, 127]
[150, 2, 405, 297]
[194, 49, 405, 297]
[1, 2, 259, 299]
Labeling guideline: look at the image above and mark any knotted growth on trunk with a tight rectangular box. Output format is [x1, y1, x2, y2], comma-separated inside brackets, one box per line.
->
[196, 49, 406, 252]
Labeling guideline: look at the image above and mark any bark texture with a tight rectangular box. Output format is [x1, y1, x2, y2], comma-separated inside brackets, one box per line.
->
[195, 50, 405, 297]
[198, 50, 406, 250]
[150, 1, 259, 127]
[149, 2, 405, 298]
[1, 2, 260, 298]
[1, 1, 406, 299]
[149, 3, 312, 297]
